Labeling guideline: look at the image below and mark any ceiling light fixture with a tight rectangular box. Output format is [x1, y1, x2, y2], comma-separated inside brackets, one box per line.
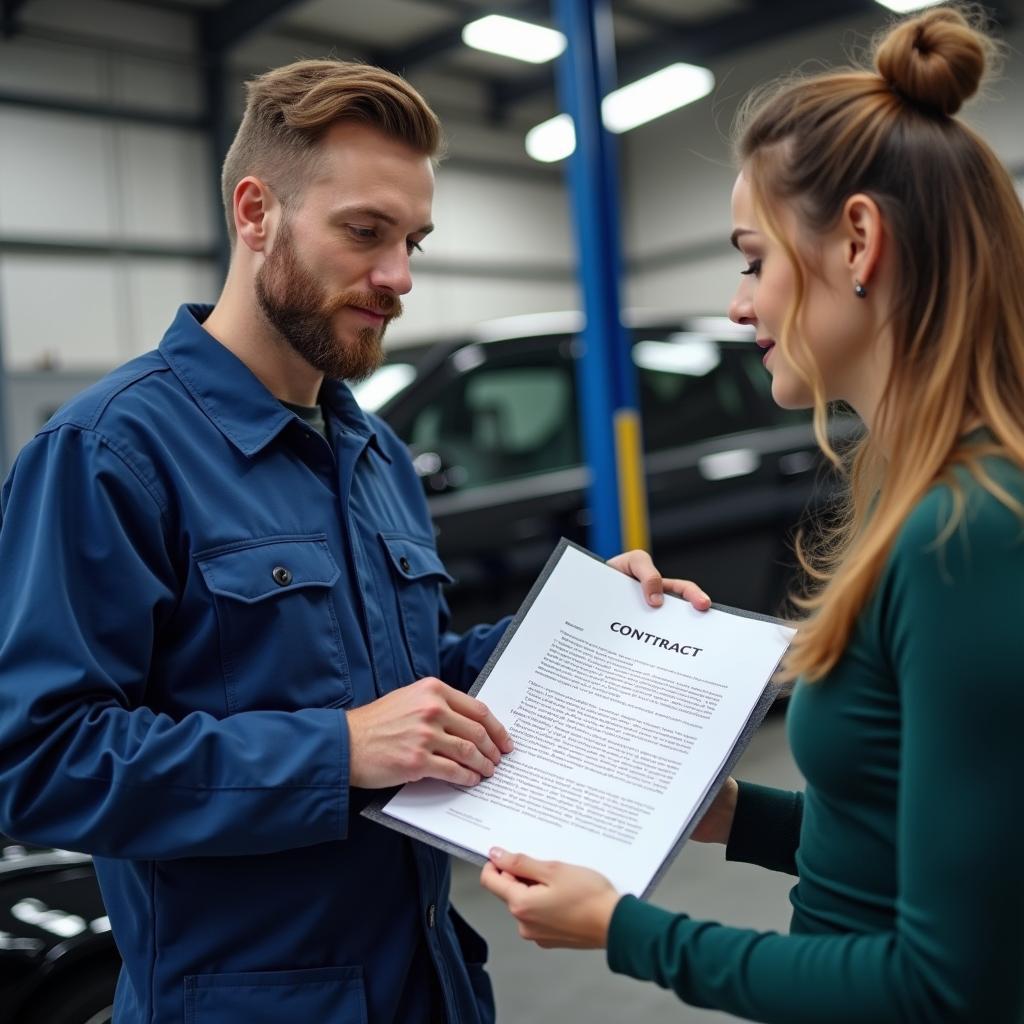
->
[525, 113, 576, 163]
[462, 15, 567, 64]
[525, 62, 715, 162]
[871, 0, 943, 12]
[602, 62, 715, 133]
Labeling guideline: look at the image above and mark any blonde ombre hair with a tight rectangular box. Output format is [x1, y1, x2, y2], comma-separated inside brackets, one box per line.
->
[735, 4, 1024, 682]
[221, 59, 444, 246]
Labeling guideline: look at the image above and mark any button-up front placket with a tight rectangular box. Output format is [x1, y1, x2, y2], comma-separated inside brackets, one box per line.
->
[0, 303, 508, 1024]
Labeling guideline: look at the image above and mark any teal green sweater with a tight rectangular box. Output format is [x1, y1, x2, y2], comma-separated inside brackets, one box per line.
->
[607, 460, 1024, 1023]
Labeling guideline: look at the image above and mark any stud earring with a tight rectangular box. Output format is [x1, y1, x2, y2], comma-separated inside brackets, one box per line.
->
[854, 280, 868, 299]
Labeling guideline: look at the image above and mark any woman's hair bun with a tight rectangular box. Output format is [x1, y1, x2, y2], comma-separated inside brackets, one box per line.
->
[875, 6, 989, 117]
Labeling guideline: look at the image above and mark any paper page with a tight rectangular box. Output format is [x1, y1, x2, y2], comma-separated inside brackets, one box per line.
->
[378, 543, 795, 895]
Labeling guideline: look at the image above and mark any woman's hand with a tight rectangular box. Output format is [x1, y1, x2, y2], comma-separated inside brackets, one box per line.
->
[479, 848, 620, 949]
[606, 550, 711, 611]
[690, 777, 739, 845]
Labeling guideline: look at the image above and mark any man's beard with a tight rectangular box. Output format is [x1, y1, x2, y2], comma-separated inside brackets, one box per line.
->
[255, 221, 402, 382]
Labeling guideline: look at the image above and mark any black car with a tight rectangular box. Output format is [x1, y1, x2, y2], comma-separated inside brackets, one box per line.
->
[356, 311, 854, 630]
[0, 840, 118, 1024]
[0, 312, 852, 1020]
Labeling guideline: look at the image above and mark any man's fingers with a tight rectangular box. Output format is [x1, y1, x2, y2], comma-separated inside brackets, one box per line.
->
[444, 687, 515, 754]
[423, 754, 482, 788]
[662, 578, 712, 610]
[488, 847, 552, 883]
[442, 708, 502, 765]
[433, 732, 497, 779]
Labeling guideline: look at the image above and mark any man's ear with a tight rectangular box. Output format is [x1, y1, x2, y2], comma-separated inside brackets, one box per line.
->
[841, 192, 884, 287]
[233, 176, 276, 254]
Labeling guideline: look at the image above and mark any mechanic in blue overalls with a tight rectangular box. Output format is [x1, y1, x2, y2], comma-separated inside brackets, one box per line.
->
[0, 59, 690, 1024]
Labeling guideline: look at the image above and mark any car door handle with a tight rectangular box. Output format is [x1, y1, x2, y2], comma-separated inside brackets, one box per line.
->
[698, 448, 760, 481]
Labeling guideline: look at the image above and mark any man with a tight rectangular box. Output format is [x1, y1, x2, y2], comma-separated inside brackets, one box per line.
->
[0, 59, 684, 1023]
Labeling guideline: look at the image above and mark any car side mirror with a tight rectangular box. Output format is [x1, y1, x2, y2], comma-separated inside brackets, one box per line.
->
[410, 448, 468, 494]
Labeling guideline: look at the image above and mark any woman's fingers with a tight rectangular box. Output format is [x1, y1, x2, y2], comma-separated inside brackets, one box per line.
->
[607, 549, 664, 606]
[662, 577, 712, 610]
[480, 861, 523, 902]
[488, 847, 553, 883]
[608, 550, 712, 611]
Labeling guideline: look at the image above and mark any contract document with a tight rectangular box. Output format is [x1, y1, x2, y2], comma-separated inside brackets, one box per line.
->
[363, 539, 795, 897]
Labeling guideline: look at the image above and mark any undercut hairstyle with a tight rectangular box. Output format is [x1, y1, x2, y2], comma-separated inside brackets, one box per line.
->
[733, 4, 1024, 682]
[220, 59, 444, 246]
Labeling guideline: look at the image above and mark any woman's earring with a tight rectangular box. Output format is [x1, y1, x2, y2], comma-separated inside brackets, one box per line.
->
[854, 280, 868, 299]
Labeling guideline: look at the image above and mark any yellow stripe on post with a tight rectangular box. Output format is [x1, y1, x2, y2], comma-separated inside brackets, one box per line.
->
[613, 408, 650, 552]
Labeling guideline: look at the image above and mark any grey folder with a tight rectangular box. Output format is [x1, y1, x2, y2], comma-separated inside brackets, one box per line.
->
[363, 537, 787, 899]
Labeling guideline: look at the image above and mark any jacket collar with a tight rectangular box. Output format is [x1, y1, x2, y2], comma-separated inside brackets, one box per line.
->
[158, 303, 390, 462]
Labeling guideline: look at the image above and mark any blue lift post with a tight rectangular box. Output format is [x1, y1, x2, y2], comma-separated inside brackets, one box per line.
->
[553, 0, 650, 559]
[0, 289, 8, 475]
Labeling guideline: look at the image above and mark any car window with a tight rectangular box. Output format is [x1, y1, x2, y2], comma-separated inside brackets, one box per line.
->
[739, 353, 811, 426]
[408, 359, 580, 489]
[633, 333, 773, 451]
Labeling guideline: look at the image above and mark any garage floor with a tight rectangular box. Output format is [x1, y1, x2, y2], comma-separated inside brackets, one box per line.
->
[449, 709, 805, 1024]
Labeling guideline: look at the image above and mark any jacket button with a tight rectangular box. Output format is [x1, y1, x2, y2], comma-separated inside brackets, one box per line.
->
[272, 566, 293, 586]
[399, 556, 411, 573]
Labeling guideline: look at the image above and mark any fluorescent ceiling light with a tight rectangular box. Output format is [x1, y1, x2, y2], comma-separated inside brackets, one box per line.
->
[602, 62, 715, 133]
[525, 62, 715, 162]
[462, 15, 566, 64]
[525, 113, 576, 163]
[872, 0, 943, 11]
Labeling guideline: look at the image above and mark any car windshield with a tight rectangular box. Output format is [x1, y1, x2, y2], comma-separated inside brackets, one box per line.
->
[350, 362, 418, 412]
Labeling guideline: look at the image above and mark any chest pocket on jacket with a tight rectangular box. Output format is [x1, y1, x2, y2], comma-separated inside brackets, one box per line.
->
[195, 535, 350, 714]
[379, 532, 453, 681]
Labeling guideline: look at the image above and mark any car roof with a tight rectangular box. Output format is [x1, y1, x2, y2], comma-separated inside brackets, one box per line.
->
[385, 312, 752, 357]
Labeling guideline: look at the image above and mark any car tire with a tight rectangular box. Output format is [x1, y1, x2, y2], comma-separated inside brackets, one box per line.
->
[22, 958, 119, 1024]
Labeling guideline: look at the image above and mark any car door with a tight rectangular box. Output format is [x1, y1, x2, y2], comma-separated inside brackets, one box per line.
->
[385, 336, 587, 629]
[633, 327, 833, 615]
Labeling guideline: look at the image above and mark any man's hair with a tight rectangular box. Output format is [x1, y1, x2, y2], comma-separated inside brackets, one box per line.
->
[220, 59, 444, 245]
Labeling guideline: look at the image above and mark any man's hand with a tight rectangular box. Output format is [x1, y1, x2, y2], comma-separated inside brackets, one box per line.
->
[347, 677, 514, 789]
[607, 549, 711, 611]
[480, 848, 620, 949]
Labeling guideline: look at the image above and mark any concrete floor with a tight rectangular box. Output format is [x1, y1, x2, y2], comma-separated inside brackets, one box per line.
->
[449, 708, 804, 1024]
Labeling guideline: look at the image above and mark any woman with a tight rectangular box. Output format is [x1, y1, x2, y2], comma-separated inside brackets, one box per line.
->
[480, 6, 1024, 1022]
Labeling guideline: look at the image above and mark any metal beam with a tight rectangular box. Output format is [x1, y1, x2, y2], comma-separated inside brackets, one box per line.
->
[375, 0, 550, 75]
[201, 0, 307, 53]
[0, 90, 207, 130]
[1, 0, 31, 39]
[100, 0, 217, 13]
[494, 0, 878, 114]
[0, 237, 219, 261]
[264, 23, 378, 59]
[14, 22, 197, 65]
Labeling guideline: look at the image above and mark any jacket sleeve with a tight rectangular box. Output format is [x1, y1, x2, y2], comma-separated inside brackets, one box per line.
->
[724, 781, 803, 876]
[437, 606, 512, 694]
[607, 484, 1024, 1023]
[0, 426, 349, 860]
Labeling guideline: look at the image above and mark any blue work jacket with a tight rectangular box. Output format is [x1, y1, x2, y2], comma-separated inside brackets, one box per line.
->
[0, 304, 509, 1024]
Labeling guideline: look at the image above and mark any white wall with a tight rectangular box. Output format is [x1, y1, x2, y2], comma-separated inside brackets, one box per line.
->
[0, 0, 216, 372]
[0, 0, 576, 382]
